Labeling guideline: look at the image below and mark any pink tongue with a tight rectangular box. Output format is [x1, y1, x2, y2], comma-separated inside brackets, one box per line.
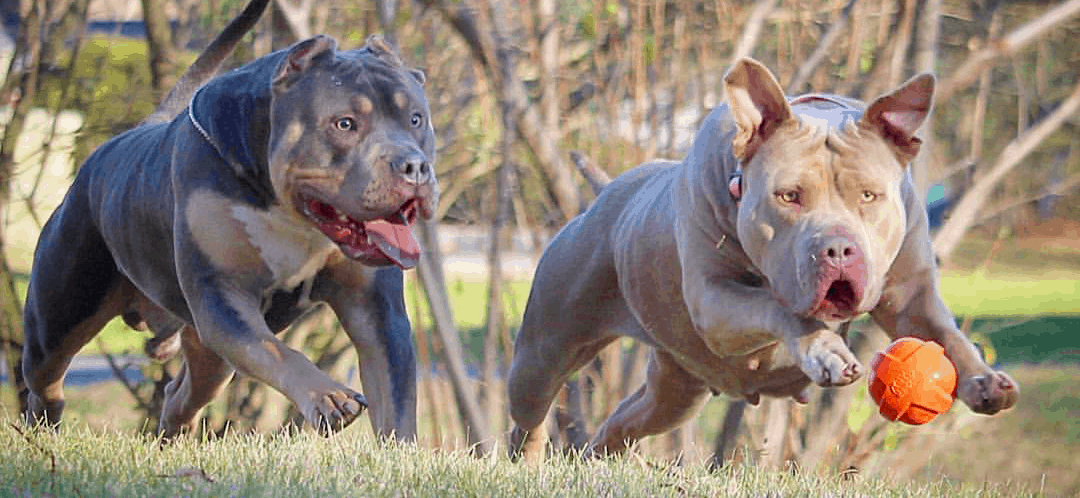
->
[365, 219, 421, 269]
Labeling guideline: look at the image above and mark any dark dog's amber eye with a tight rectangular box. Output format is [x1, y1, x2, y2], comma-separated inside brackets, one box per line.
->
[777, 190, 800, 204]
[861, 191, 878, 203]
[335, 117, 356, 131]
[410, 113, 423, 128]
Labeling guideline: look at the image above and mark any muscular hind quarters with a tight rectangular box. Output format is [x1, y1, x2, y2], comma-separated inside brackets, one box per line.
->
[22, 276, 133, 426]
[506, 326, 615, 462]
[588, 349, 710, 456]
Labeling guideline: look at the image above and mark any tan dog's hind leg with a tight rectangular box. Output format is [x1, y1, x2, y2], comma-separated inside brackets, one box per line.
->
[158, 326, 236, 439]
[507, 329, 616, 462]
[588, 349, 710, 457]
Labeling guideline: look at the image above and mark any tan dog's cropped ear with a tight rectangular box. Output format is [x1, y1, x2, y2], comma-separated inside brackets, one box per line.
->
[723, 58, 793, 160]
[273, 35, 337, 90]
[860, 73, 935, 164]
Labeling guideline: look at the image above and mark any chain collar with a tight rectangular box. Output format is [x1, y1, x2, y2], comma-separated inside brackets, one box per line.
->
[186, 86, 275, 204]
[187, 86, 226, 161]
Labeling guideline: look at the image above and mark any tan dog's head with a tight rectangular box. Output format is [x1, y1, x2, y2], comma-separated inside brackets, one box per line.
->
[725, 59, 933, 323]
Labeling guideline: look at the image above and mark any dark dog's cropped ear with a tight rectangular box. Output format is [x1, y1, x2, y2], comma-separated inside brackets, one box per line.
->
[724, 58, 794, 161]
[273, 35, 337, 89]
[407, 68, 426, 86]
[860, 73, 935, 164]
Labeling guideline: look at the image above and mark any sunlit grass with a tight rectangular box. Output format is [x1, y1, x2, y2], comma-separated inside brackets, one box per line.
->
[0, 416, 1043, 498]
[939, 270, 1080, 316]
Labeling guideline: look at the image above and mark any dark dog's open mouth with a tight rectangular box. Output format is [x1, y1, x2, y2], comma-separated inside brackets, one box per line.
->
[300, 195, 421, 269]
[814, 278, 859, 321]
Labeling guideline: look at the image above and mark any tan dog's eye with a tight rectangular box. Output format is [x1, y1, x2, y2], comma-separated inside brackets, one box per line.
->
[861, 191, 878, 203]
[335, 117, 356, 131]
[776, 190, 800, 204]
[410, 113, 423, 128]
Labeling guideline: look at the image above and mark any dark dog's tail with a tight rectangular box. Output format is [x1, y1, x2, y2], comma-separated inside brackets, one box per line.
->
[143, 0, 271, 124]
[569, 151, 612, 196]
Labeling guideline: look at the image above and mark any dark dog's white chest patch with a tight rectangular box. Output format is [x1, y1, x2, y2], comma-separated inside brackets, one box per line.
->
[231, 204, 338, 291]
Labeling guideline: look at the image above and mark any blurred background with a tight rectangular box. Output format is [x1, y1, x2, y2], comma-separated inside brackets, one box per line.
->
[0, 0, 1077, 494]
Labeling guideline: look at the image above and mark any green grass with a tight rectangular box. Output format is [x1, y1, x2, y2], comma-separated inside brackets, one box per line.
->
[939, 270, 1080, 316]
[0, 416, 1044, 497]
[921, 364, 1080, 497]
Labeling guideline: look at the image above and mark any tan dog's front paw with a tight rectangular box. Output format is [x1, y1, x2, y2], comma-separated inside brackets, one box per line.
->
[798, 331, 863, 387]
[958, 371, 1018, 415]
[307, 388, 368, 436]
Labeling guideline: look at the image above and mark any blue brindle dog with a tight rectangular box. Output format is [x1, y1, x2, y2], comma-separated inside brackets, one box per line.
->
[21, 0, 437, 439]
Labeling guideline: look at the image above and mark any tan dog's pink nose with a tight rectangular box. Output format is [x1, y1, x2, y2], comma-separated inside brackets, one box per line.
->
[819, 235, 862, 269]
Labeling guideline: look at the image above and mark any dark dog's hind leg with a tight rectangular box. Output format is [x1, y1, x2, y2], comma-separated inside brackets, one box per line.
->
[22, 220, 132, 423]
[158, 326, 236, 439]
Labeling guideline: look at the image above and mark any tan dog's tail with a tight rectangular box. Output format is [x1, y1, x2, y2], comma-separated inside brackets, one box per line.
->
[143, 0, 271, 124]
[569, 151, 612, 195]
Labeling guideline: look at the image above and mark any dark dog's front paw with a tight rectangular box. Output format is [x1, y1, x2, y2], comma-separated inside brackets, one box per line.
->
[799, 332, 863, 387]
[958, 371, 1018, 415]
[309, 389, 368, 436]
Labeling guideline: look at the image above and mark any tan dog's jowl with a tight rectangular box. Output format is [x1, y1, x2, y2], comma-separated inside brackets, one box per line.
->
[507, 58, 1018, 460]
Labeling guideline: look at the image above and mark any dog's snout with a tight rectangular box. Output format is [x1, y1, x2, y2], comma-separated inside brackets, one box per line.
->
[819, 235, 862, 268]
[392, 151, 433, 186]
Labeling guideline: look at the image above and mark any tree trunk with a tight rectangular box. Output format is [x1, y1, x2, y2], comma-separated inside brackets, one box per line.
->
[141, 0, 178, 96]
[729, 0, 778, 67]
[909, 0, 941, 199]
[415, 219, 493, 453]
[273, 0, 314, 42]
[482, 96, 517, 437]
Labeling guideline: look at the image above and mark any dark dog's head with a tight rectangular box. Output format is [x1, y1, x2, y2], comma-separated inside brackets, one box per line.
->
[723, 59, 933, 323]
[265, 35, 438, 269]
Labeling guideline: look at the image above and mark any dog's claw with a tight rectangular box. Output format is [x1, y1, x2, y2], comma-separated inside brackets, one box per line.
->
[311, 389, 368, 436]
[800, 331, 862, 387]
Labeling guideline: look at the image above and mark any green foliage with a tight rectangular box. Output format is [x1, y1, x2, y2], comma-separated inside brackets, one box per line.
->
[33, 36, 194, 168]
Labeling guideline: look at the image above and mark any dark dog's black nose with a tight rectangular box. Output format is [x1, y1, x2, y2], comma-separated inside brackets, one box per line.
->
[392, 151, 433, 186]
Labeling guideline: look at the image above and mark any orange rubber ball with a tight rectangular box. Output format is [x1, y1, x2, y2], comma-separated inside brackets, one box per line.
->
[868, 337, 957, 425]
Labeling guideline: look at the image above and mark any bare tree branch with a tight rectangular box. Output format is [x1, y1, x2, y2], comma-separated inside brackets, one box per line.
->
[0, 0, 46, 407]
[933, 80, 1080, 260]
[273, 0, 314, 41]
[937, 0, 1080, 102]
[420, 0, 580, 221]
[974, 172, 1080, 225]
[729, 0, 779, 66]
[786, 0, 857, 94]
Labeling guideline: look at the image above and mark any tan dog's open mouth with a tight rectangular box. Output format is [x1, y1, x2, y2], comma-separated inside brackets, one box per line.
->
[299, 195, 421, 269]
[812, 277, 860, 321]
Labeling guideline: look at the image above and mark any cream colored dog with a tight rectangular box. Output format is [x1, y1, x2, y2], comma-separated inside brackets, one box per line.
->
[507, 58, 1018, 460]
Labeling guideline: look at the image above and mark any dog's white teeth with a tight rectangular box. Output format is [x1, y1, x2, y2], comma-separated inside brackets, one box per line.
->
[337, 212, 349, 223]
